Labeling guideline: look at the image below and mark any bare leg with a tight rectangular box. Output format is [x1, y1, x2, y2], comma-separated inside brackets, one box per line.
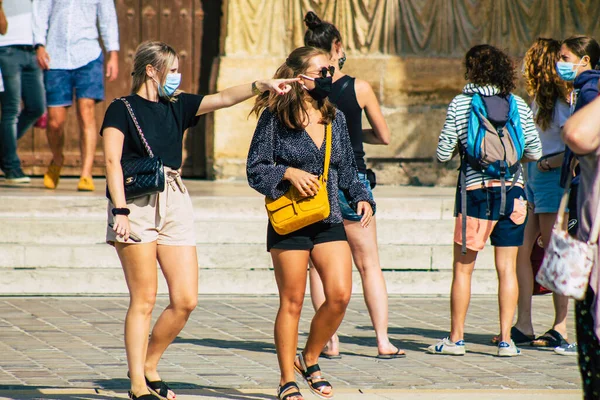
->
[46, 106, 67, 166]
[539, 212, 570, 340]
[308, 265, 339, 356]
[514, 208, 539, 337]
[495, 246, 519, 343]
[272, 249, 310, 391]
[116, 242, 158, 398]
[344, 218, 399, 355]
[76, 98, 97, 178]
[301, 241, 352, 397]
[144, 245, 198, 400]
[449, 244, 478, 342]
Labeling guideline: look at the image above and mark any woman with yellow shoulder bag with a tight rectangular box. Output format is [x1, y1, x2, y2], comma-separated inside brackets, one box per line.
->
[247, 46, 375, 400]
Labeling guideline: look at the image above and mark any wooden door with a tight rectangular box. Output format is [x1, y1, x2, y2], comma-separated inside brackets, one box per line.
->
[18, 0, 222, 178]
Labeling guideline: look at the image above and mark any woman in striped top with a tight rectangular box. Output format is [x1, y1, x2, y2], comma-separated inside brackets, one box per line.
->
[428, 45, 542, 357]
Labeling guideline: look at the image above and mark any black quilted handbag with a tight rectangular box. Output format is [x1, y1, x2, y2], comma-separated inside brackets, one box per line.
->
[107, 98, 165, 201]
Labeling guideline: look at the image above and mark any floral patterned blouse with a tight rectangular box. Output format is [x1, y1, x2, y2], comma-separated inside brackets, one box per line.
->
[246, 109, 375, 223]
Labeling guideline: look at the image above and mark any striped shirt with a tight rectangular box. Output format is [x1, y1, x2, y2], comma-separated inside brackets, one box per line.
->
[436, 84, 542, 187]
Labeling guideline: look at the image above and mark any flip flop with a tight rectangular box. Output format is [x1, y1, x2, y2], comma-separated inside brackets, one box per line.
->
[531, 329, 568, 348]
[491, 326, 535, 345]
[376, 348, 406, 359]
[319, 352, 342, 360]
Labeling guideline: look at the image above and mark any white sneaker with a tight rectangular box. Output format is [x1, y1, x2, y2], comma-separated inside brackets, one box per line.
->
[427, 337, 466, 356]
[498, 340, 521, 357]
[554, 342, 578, 356]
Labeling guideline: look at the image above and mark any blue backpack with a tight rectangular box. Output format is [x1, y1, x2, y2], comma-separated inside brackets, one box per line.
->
[464, 93, 525, 177]
[457, 93, 526, 254]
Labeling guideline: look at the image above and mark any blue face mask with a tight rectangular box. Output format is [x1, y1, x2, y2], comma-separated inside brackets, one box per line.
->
[154, 73, 181, 97]
[556, 61, 583, 81]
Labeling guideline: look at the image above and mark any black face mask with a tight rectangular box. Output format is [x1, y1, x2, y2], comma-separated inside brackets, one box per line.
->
[304, 76, 332, 102]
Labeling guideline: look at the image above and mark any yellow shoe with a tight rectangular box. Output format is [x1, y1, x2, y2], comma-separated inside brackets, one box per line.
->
[43, 162, 62, 189]
[77, 176, 95, 192]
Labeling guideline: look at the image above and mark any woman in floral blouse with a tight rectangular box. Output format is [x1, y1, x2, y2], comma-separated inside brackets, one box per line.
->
[247, 46, 374, 400]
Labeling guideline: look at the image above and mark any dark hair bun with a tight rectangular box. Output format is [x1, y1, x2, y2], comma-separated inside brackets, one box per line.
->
[304, 11, 322, 30]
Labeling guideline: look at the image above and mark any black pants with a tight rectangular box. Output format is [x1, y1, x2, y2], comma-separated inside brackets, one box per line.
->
[576, 286, 600, 400]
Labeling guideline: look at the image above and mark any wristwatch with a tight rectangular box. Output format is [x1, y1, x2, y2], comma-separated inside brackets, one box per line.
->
[34, 44, 44, 51]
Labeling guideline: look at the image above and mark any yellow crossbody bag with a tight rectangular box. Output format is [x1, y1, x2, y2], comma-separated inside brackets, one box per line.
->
[265, 124, 332, 235]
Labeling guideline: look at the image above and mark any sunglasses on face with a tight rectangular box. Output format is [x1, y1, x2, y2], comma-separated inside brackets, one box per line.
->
[305, 66, 335, 79]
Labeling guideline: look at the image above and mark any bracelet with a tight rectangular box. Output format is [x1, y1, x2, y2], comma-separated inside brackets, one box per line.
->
[111, 207, 130, 216]
[251, 81, 262, 96]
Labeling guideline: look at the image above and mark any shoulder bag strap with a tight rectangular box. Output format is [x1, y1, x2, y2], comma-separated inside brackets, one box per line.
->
[118, 97, 155, 158]
[322, 123, 332, 182]
[555, 158, 576, 229]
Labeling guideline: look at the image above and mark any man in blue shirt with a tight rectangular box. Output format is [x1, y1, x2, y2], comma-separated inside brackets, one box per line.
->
[33, 0, 119, 191]
[0, 0, 45, 185]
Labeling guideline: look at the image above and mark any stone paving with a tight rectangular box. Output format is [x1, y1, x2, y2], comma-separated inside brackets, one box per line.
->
[0, 295, 583, 399]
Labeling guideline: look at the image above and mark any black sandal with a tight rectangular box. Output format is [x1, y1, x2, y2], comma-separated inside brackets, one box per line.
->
[145, 376, 173, 400]
[294, 353, 333, 399]
[127, 372, 173, 400]
[278, 381, 303, 400]
[531, 329, 568, 348]
[128, 391, 160, 400]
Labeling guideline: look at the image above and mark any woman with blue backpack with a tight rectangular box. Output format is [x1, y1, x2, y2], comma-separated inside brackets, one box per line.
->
[430, 44, 542, 357]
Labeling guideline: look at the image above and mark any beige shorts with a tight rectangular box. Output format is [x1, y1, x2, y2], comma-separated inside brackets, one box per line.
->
[106, 168, 196, 246]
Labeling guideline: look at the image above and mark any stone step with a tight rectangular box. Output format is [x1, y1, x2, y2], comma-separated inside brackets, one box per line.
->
[0, 242, 496, 271]
[0, 186, 455, 220]
[0, 267, 499, 295]
[0, 217, 455, 245]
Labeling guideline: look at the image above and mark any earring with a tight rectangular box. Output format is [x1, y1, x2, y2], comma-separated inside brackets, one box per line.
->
[338, 51, 347, 70]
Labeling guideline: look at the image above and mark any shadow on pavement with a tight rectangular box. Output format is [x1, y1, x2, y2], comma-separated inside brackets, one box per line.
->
[0, 384, 276, 400]
[173, 337, 277, 355]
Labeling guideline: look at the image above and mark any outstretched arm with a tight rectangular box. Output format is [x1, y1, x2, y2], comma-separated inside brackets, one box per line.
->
[197, 78, 299, 116]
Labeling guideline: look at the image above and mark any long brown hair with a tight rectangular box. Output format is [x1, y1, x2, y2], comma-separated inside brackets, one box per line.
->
[251, 46, 335, 130]
[523, 38, 571, 131]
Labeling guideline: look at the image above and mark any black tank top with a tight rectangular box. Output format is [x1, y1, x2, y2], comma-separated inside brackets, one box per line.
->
[328, 75, 366, 172]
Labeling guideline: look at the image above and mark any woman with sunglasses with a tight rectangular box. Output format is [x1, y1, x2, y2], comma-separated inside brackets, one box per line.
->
[303, 12, 399, 359]
[247, 46, 375, 400]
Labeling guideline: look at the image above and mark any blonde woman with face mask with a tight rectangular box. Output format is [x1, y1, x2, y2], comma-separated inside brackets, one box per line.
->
[101, 41, 298, 400]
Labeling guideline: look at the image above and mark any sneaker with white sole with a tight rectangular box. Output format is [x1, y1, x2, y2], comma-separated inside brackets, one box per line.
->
[427, 337, 466, 356]
[498, 340, 521, 357]
[554, 342, 578, 356]
[4, 168, 30, 184]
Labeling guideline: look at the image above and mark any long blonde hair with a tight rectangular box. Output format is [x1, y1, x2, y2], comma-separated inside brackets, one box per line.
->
[131, 41, 179, 101]
[523, 38, 571, 130]
[251, 46, 335, 130]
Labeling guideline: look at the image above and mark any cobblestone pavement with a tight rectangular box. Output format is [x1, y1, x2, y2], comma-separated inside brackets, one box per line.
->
[0, 295, 582, 399]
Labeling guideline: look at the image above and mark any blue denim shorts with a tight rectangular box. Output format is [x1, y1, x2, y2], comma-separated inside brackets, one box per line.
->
[525, 162, 564, 214]
[338, 172, 374, 221]
[44, 53, 105, 107]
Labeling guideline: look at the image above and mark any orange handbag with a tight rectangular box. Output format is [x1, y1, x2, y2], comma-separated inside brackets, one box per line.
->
[265, 124, 332, 235]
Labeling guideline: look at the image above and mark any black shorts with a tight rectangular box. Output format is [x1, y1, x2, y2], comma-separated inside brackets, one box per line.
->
[267, 221, 347, 251]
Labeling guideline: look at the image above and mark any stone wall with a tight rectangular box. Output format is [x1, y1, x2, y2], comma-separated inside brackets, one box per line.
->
[210, 0, 600, 184]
